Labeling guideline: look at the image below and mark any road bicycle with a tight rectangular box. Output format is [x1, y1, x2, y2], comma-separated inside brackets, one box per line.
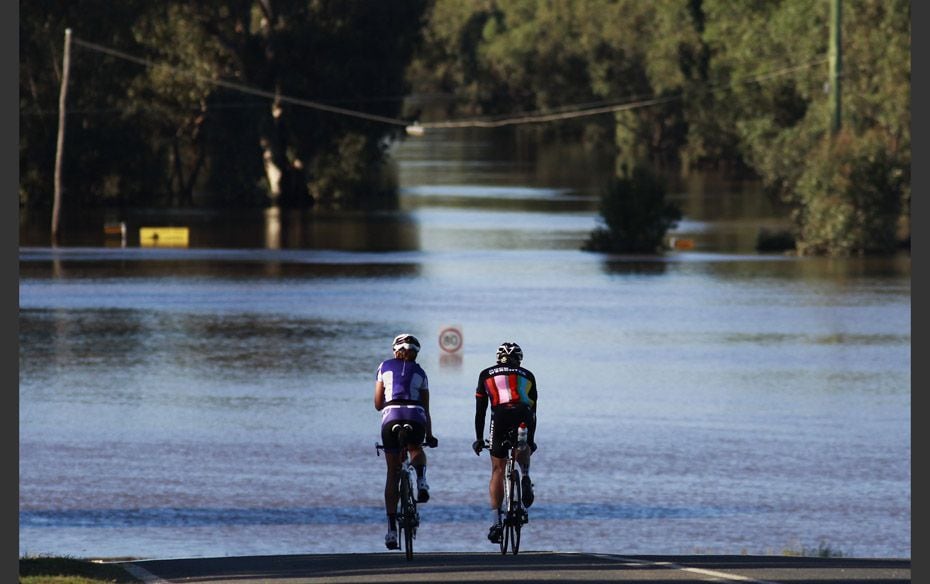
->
[376, 423, 435, 560]
[483, 428, 529, 555]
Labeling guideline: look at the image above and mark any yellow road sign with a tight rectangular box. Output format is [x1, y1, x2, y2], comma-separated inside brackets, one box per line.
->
[139, 227, 189, 247]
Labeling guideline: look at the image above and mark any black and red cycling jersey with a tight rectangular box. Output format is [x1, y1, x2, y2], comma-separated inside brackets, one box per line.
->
[474, 363, 537, 455]
[474, 364, 537, 409]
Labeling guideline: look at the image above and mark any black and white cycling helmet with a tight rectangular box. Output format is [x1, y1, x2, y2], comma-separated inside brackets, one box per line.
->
[392, 333, 421, 353]
[496, 341, 523, 365]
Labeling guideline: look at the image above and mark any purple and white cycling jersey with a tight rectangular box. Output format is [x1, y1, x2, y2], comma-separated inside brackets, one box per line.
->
[377, 357, 429, 425]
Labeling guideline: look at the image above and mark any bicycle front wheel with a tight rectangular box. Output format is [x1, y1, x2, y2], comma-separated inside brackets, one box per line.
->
[509, 471, 522, 555]
[403, 518, 414, 560]
[501, 520, 509, 554]
[499, 468, 518, 554]
[499, 468, 513, 555]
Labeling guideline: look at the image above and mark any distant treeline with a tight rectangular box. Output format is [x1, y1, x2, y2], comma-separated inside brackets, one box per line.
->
[21, 0, 909, 255]
[406, 0, 910, 255]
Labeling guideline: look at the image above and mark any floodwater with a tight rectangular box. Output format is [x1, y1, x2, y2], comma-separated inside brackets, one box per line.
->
[19, 128, 910, 559]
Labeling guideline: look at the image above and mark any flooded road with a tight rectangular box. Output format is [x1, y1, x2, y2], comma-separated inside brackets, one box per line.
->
[19, 128, 910, 559]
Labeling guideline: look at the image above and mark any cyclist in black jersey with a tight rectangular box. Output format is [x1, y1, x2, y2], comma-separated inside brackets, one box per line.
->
[472, 341, 538, 543]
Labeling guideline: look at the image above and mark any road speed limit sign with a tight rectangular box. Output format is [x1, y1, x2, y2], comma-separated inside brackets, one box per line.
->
[438, 326, 463, 353]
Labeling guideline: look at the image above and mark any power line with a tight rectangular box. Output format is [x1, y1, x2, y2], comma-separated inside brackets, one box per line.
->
[71, 36, 827, 135]
[418, 95, 680, 129]
[415, 58, 828, 130]
[73, 37, 409, 127]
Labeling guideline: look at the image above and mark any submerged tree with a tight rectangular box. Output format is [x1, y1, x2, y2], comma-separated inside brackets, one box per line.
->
[20, 0, 430, 210]
[702, 0, 910, 255]
[409, 0, 911, 256]
[792, 130, 909, 255]
[132, 0, 431, 209]
[583, 165, 682, 254]
[20, 1, 167, 209]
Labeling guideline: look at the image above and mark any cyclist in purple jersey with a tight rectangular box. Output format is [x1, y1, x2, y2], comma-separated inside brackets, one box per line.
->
[472, 341, 538, 544]
[374, 333, 437, 550]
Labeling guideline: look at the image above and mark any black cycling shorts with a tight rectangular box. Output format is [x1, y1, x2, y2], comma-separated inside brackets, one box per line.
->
[488, 405, 534, 458]
[380, 420, 426, 453]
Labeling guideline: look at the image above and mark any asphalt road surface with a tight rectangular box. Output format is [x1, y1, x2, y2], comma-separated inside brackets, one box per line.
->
[118, 552, 910, 583]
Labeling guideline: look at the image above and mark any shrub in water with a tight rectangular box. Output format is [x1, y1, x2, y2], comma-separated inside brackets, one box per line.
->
[583, 165, 682, 253]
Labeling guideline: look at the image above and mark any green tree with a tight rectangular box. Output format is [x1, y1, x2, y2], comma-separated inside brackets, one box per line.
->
[20, 1, 167, 210]
[408, 0, 620, 145]
[128, 3, 234, 206]
[409, 0, 742, 168]
[20, 0, 430, 210]
[404, 0, 504, 117]
[702, 0, 910, 254]
[793, 130, 908, 255]
[128, 0, 431, 208]
[409, 0, 910, 255]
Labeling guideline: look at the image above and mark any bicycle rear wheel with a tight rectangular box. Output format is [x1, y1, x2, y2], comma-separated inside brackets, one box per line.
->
[399, 473, 416, 560]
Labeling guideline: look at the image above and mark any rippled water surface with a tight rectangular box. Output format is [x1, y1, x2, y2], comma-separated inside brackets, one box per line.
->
[19, 129, 910, 559]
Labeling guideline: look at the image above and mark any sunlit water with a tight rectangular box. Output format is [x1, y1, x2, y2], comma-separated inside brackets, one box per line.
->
[19, 129, 910, 559]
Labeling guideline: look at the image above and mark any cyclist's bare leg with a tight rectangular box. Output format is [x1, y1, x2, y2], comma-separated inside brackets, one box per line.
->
[383, 451, 402, 514]
[489, 455, 506, 510]
[407, 444, 427, 467]
[485, 454, 507, 541]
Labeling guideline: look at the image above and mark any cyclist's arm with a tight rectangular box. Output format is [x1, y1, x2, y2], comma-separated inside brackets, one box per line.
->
[528, 374, 538, 446]
[374, 380, 386, 411]
[527, 412, 537, 449]
[421, 388, 433, 439]
[474, 393, 489, 441]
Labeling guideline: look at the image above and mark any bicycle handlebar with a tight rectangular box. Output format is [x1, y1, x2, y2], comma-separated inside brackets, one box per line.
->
[477, 433, 534, 455]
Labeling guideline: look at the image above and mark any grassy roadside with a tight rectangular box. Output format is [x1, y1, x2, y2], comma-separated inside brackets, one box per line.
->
[19, 557, 139, 584]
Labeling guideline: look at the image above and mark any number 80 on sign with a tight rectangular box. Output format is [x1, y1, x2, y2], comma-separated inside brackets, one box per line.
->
[439, 326, 463, 354]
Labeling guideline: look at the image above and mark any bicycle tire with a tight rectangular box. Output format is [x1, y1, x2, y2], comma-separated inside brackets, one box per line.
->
[509, 468, 522, 555]
[499, 510, 508, 553]
[404, 515, 414, 560]
[499, 462, 514, 555]
[399, 470, 415, 560]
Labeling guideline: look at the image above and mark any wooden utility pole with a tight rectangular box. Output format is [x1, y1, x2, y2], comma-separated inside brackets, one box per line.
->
[52, 28, 72, 244]
[829, 0, 842, 134]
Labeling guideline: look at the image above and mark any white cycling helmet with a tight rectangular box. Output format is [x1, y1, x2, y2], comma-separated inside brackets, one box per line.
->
[392, 333, 421, 353]
[496, 341, 523, 365]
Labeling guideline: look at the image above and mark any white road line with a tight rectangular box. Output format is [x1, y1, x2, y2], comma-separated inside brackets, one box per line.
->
[675, 565, 778, 583]
[588, 554, 779, 584]
[121, 562, 171, 584]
